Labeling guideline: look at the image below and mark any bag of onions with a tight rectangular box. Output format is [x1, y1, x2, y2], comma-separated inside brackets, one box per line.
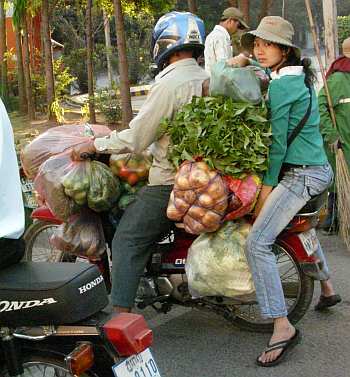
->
[166, 161, 228, 234]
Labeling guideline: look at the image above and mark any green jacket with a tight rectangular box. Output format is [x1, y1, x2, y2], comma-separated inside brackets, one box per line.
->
[318, 71, 350, 191]
[263, 69, 327, 186]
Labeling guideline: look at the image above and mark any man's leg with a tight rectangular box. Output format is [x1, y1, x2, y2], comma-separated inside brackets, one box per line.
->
[111, 185, 173, 310]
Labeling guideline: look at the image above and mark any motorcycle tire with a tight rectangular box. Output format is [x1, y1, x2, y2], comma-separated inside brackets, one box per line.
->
[24, 221, 75, 263]
[2, 354, 99, 377]
[223, 242, 314, 333]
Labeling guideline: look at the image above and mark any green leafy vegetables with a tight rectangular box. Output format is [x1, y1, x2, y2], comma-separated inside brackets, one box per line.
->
[159, 96, 271, 177]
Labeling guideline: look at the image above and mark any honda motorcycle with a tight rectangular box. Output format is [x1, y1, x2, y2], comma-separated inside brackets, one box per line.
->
[24, 191, 328, 333]
[0, 260, 159, 377]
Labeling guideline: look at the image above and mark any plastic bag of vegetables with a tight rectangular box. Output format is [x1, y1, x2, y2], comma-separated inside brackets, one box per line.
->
[62, 160, 120, 212]
[21, 124, 111, 179]
[224, 174, 262, 221]
[109, 153, 151, 186]
[185, 219, 255, 298]
[167, 161, 228, 234]
[34, 153, 80, 221]
[50, 208, 105, 260]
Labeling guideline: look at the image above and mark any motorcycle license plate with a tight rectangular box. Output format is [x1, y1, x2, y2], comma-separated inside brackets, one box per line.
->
[112, 348, 161, 377]
[298, 229, 318, 256]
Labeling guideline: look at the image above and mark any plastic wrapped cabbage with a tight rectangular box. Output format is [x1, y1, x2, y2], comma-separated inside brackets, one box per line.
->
[185, 219, 255, 298]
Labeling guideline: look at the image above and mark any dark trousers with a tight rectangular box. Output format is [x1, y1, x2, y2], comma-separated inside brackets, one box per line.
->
[0, 238, 25, 270]
[110, 185, 173, 307]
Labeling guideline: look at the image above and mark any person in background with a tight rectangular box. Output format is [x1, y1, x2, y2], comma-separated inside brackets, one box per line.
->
[72, 12, 209, 314]
[318, 37, 350, 234]
[238, 16, 340, 367]
[204, 7, 249, 75]
[0, 98, 25, 269]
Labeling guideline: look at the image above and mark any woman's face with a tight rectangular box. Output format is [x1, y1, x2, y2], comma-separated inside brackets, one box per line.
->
[253, 37, 284, 70]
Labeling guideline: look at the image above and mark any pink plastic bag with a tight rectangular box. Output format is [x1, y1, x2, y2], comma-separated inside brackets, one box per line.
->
[21, 124, 111, 179]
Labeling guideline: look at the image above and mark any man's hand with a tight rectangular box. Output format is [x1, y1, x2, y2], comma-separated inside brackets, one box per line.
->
[71, 138, 97, 161]
[330, 139, 341, 154]
[227, 53, 250, 67]
[253, 185, 273, 218]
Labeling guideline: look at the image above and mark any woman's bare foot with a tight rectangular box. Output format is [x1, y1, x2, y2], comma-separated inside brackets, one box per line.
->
[258, 317, 295, 364]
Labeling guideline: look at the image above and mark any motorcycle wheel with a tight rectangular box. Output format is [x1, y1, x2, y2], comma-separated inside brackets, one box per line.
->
[24, 221, 75, 263]
[222, 242, 314, 333]
[2, 354, 97, 377]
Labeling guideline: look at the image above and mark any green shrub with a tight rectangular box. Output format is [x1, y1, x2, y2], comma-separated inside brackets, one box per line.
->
[338, 15, 350, 45]
[95, 86, 122, 125]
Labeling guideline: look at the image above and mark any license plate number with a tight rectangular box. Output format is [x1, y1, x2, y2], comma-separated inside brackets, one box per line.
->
[298, 229, 318, 256]
[112, 348, 161, 377]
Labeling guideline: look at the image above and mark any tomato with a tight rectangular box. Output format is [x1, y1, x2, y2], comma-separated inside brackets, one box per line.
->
[118, 166, 131, 179]
[127, 173, 139, 186]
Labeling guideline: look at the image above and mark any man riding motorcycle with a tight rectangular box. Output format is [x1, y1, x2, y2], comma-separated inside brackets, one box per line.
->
[73, 11, 209, 313]
[0, 98, 25, 269]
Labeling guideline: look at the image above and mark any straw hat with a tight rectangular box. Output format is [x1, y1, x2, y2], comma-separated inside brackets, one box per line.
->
[241, 16, 300, 56]
[342, 37, 350, 58]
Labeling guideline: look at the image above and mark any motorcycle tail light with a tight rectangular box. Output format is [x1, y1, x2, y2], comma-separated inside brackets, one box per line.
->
[65, 342, 94, 376]
[289, 217, 313, 233]
[102, 313, 153, 357]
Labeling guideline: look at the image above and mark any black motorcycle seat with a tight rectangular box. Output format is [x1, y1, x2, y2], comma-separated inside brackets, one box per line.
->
[297, 190, 328, 215]
[0, 262, 108, 327]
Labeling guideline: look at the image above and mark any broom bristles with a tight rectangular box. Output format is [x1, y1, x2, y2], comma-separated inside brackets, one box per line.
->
[335, 148, 350, 250]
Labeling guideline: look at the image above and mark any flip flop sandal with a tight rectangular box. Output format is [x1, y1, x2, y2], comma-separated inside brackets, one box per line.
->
[314, 294, 342, 311]
[256, 328, 301, 367]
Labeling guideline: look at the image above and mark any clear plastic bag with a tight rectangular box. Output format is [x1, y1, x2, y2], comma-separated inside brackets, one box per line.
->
[209, 61, 263, 104]
[34, 153, 80, 221]
[185, 219, 255, 298]
[21, 124, 111, 179]
[166, 161, 228, 234]
[50, 209, 106, 259]
[109, 153, 152, 186]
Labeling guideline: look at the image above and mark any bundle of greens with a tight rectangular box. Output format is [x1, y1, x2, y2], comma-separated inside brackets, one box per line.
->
[159, 96, 271, 177]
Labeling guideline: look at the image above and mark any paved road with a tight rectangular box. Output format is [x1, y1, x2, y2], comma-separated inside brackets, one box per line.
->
[139, 233, 350, 377]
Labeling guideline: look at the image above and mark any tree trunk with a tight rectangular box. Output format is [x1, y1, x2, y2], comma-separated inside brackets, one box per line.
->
[86, 0, 96, 123]
[103, 9, 113, 89]
[113, 0, 132, 128]
[259, 0, 273, 20]
[322, 0, 338, 68]
[14, 26, 27, 114]
[22, 14, 35, 120]
[0, 0, 8, 100]
[227, 0, 238, 6]
[41, 0, 55, 119]
[187, 0, 197, 13]
[240, 0, 250, 24]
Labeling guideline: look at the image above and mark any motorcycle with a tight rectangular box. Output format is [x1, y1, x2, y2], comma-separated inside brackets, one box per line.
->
[0, 260, 159, 377]
[24, 191, 328, 333]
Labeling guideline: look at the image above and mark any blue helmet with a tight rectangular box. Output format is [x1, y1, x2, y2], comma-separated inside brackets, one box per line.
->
[151, 11, 205, 69]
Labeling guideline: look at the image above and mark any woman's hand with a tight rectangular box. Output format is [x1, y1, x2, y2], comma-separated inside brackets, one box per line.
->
[253, 185, 273, 218]
[71, 138, 97, 161]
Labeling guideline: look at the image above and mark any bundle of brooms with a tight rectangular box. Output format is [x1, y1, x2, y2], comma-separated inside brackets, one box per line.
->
[305, 0, 350, 249]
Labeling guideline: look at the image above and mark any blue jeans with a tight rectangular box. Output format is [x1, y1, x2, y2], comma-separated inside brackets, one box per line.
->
[245, 164, 333, 318]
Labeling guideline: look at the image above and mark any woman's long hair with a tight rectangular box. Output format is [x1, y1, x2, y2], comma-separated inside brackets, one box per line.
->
[278, 45, 316, 87]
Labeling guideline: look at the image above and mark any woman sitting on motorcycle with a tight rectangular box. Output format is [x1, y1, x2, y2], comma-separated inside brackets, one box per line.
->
[235, 16, 340, 367]
[0, 98, 25, 269]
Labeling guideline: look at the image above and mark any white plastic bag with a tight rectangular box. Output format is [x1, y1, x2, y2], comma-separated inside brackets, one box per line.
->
[185, 219, 255, 298]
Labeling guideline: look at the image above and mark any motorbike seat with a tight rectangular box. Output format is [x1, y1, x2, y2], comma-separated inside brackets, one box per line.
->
[297, 190, 328, 216]
[0, 262, 108, 327]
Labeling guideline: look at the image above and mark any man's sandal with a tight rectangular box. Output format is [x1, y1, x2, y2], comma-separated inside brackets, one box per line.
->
[256, 328, 301, 367]
[314, 294, 341, 311]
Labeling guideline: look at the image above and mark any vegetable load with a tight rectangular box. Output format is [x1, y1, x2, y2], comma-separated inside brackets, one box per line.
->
[159, 96, 271, 178]
[109, 153, 151, 186]
[185, 219, 255, 298]
[167, 161, 228, 234]
[62, 160, 120, 212]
